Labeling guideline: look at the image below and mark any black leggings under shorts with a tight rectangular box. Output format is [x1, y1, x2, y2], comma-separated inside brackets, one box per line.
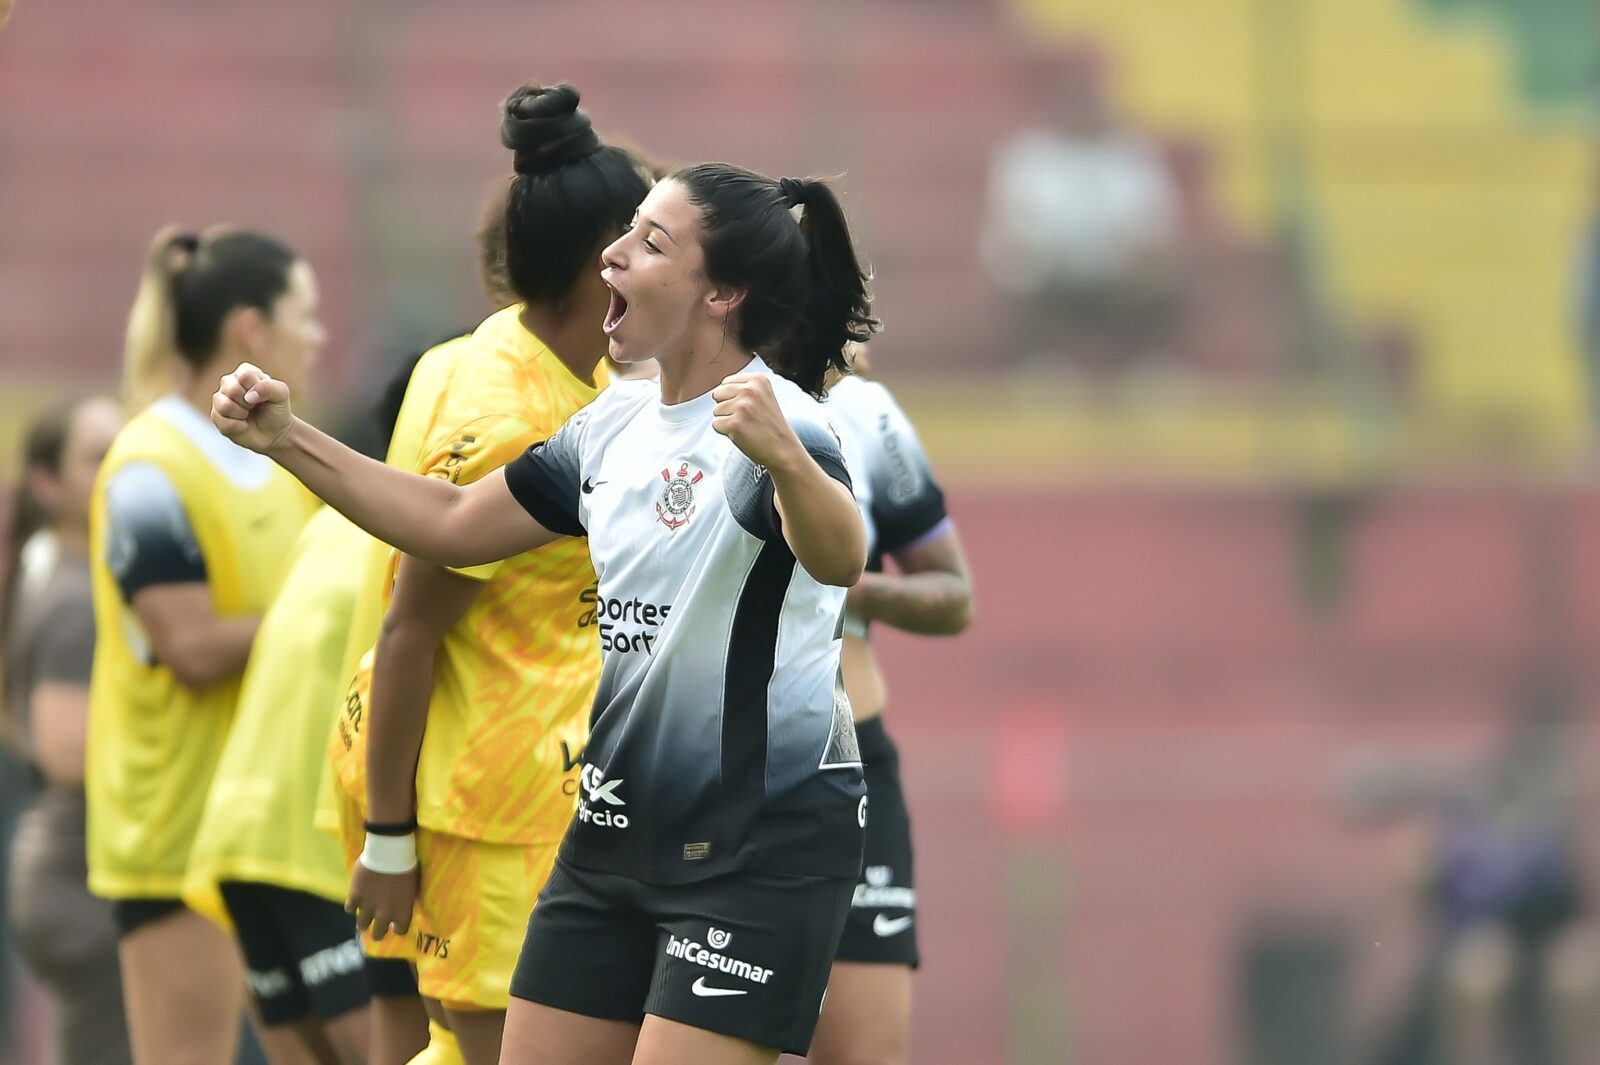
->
[834, 715, 919, 968]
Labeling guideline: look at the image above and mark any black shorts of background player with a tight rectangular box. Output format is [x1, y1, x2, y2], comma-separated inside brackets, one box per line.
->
[813, 347, 975, 1065]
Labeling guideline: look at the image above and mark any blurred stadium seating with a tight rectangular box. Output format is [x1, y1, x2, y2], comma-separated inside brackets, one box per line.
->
[3, 1, 1599, 1063]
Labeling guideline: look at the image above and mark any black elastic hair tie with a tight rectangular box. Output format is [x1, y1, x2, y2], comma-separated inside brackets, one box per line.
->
[778, 176, 808, 208]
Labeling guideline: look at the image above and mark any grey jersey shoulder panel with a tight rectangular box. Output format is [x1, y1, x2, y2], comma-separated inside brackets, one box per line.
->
[102, 462, 208, 601]
[828, 376, 952, 638]
[828, 376, 949, 557]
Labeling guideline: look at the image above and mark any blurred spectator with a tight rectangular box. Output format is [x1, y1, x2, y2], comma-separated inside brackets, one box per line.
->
[0, 750, 33, 1064]
[1352, 692, 1599, 1065]
[981, 39, 1182, 377]
[3, 397, 133, 1065]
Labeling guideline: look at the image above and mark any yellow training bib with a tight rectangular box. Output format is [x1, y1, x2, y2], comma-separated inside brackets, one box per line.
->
[87, 397, 311, 899]
[185, 507, 370, 924]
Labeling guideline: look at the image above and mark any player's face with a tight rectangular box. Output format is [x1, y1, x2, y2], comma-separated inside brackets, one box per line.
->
[256, 260, 326, 394]
[599, 179, 716, 365]
[32, 397, 121, 535]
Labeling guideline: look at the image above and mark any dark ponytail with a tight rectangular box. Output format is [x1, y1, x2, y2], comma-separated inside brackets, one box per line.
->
[123, 225, 297, 410]
[498, 83, 651, 307]
[674, 164, 879, 397]
[0, 400, 79, 654]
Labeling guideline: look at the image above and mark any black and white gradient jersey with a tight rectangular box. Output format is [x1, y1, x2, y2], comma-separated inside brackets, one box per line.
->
[504, 357, 866, 885]
[827, 375, 952, 638]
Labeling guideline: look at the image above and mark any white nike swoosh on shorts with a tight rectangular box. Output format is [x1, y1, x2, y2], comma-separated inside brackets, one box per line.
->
[873, 913, 914, 937]
[691, 976, 748, 998]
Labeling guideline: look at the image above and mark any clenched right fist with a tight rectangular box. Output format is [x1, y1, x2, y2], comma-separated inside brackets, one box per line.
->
[212, 362, 295, 454]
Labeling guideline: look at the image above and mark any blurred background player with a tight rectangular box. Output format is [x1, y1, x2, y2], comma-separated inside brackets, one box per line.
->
[87, 227, 322, 1065]
[179, 357, 438, 1065]
[1348, 687, 1599, 1065]
[330, 82, 651, 1065]
[3, 396, 132, 1065]
[811, 345, 974, 1065]
[183, 507, 371, 1065]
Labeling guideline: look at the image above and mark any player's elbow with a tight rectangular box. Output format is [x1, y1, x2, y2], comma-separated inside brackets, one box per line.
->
[809, 543, 867, 589]
[930, 592, 974, 636]
[158, 638, 234, 691]
[943, 580, 976, 635]
[829, 561, 867, 589]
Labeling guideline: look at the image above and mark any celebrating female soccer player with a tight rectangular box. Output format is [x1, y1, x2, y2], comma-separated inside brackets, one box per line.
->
[214, 164, 875, 1065]
[811, 346, 974, 1065]
[3, 396, 132, 1065]
[330, 83, 651, 1065]
[89, 227, 321, 1065]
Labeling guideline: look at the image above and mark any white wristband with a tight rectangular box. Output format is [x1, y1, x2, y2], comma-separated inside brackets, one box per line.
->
[358, 832, 417, 875]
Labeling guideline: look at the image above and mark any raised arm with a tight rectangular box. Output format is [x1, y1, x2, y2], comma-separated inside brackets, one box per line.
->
[770, 460, 864, 588]
[713, 372, 865, 587]
[212, 363, 556, 567]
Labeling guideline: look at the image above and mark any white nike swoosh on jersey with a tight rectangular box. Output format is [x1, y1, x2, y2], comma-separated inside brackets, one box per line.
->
[873, 914, 914, 937]
[691, 977, 748, 998]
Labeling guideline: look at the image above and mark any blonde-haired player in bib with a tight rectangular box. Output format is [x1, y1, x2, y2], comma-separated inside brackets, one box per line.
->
[88, 226, 320, 1065]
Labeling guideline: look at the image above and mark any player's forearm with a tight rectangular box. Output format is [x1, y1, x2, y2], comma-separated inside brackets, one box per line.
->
[162, 615, 260, 690]
[363, 628, 439, 824]
[770, 457, 866, 587]
[268, 418, 469, 566]
[849, 570, 973, 635]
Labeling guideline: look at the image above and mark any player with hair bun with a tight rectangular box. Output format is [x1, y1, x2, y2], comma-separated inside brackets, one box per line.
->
[327, 82, 652, 1065]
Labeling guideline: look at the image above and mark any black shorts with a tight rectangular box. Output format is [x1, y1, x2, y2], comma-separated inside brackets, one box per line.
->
[511, 858, 854, 1056]
[219, 881, 369, 1025]
[835, 716, 919, 968]
[110, 897, 185, 937]
[363, 955, 419, 999]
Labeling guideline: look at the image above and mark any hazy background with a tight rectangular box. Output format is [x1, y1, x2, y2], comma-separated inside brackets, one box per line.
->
[3, 1, 1599, 1062]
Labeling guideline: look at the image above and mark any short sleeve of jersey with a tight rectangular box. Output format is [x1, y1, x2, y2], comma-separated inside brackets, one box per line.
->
[34, 594, 96, 685]
[103, 462, 208, 601]
[728, 409, 853, 543]
[863, 386, 949, 555]
[502, 412, 587, 538]
[415, 413, 537, 581]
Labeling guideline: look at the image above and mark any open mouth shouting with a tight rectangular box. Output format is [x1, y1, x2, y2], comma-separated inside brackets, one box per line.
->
[603, 283, 629, 336]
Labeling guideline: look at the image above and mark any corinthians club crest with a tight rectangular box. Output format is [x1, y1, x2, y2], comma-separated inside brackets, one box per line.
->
[656, 461, 704, 531]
